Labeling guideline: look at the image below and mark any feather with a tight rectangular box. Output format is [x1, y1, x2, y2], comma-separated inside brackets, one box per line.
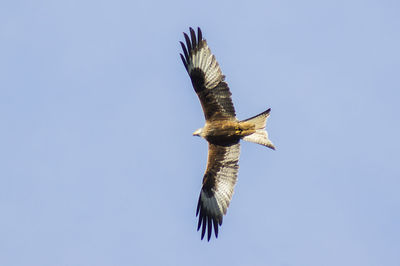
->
[197, 27, 202, 44]
[190, 27, 197, 49]
[180, 54, 187, 71]
[213, 217, 219, 238]
[180, 41, 189, 66]
[184, 33, 192, 56]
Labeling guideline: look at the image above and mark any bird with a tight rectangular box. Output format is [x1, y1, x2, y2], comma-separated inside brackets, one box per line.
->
[180, 27, 275, 241]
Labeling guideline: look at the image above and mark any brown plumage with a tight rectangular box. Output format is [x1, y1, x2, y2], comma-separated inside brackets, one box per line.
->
[180, 27, 275, 241]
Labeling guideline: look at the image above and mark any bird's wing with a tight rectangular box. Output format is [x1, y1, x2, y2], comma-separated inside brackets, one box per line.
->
[180, 27, 236, 121]
[196, 142, 240, 241]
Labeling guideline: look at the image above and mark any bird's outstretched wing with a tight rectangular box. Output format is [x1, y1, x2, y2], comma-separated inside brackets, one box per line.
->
[180, 27, 236, 121]
[196, 142, 240, 241]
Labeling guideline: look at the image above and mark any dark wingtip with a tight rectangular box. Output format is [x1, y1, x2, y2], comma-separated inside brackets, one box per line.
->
[197, 218, 202, 232]
[197, 205, 223, 241]
[197, 27, 202, 43]
[183, 32, 192, 55]
[207, 217, 212, 241]
[196, 195, 201, 216]
[179, 41, 189, 63]
[189, 27, 197, 48]
[180, 54, 188, 71]
[197, 203, 202, 230]
[201, 216, 207, 240]
[213, 218, 219, 238]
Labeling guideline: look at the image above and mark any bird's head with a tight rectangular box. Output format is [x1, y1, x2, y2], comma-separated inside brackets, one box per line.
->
[193, 128, 204, 137]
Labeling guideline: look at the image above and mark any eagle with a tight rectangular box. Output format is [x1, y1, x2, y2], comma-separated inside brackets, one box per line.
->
[180, 27, 275, 241]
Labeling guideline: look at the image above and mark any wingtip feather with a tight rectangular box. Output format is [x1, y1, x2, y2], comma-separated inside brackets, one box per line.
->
[197, 204, 203, 230]
[201, 215, 207, 240]
[197, 27, 202, 43]
[207, 216, 212, 241]
[190, 27, 197, 48]
[213, 218, 219, 238]
[183, 33, 192, 55]
[180, 54, 188, 71]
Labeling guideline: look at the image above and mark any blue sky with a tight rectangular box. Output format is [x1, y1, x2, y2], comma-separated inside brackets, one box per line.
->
[1, 0, 399, 265]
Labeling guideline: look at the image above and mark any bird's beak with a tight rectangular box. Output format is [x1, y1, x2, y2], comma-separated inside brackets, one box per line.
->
[193, 128, 201, 136]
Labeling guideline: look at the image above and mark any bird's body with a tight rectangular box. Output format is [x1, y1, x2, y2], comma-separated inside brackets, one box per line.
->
[196, 120, 254, 144]
[180, 27, 275, 241]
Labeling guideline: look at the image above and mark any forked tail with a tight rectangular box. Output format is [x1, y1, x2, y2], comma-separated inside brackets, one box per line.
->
[241, 108, 275, 150]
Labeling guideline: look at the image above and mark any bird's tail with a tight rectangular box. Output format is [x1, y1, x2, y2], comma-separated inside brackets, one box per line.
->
[241, 109, 275, 150]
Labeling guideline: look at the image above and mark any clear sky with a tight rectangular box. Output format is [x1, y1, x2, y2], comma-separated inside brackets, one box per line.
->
[1, 0, 399, 265]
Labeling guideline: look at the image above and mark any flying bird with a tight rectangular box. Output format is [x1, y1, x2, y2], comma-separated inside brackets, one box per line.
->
[180, 27, 275, 241]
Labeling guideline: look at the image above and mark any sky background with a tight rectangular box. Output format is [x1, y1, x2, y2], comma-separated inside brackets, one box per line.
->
[1, 0, 400, 265]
